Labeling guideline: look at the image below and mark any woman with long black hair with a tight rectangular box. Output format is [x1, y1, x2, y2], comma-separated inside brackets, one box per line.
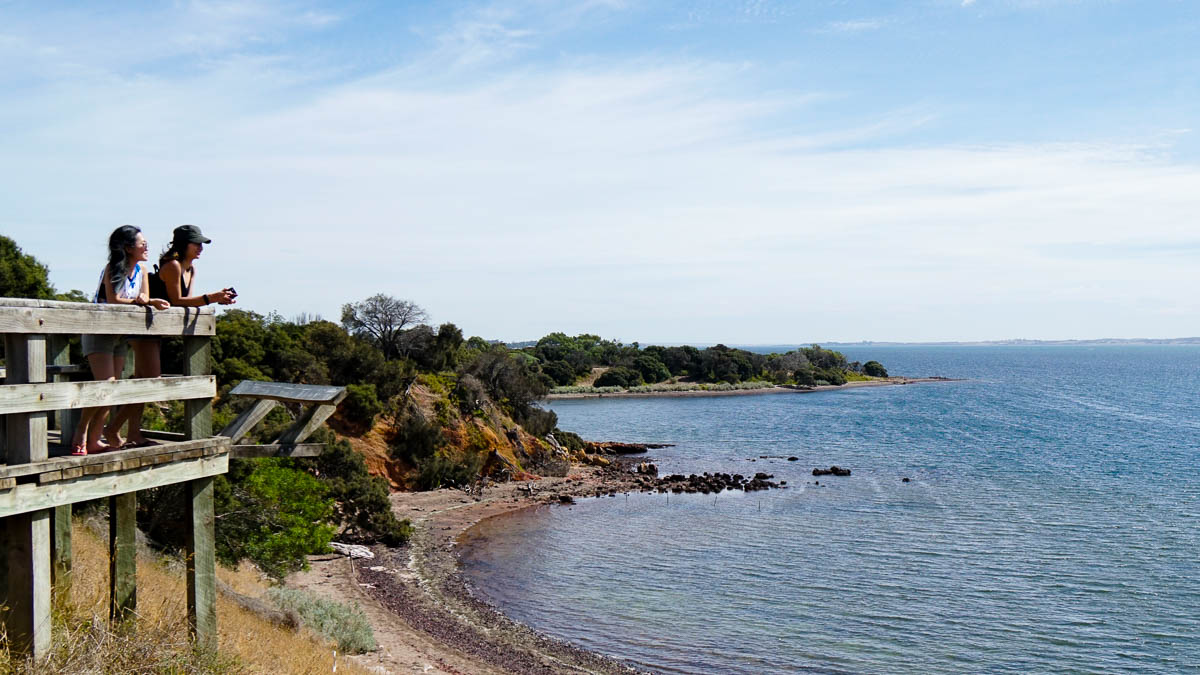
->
[107, 225, 236, 446]
[70, 225, 169, 455]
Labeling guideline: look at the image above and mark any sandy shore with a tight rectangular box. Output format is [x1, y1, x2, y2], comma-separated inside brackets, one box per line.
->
[289, 463, 644, 674]
[546, 376, 953, 400]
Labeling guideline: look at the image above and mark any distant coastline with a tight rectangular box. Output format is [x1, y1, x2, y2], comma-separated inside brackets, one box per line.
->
[546, 376, 954, 400]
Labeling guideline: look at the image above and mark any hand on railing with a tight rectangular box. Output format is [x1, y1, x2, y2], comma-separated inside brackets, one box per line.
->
[147, 298, 170, 310]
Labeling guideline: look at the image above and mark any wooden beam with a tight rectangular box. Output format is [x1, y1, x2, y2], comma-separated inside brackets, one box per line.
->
[0, 299, 215, 337]
[0, 375, 215, 416]
[109, 492, 136, 621]
[275, 404, 339, 446]
[1, 436, 228, 481]
[230, 443, 324, 458]
[3, 510, 52, 658]
[187, 476, 217, 651]
[0, 455, 228, 518]
[218, 398, 277, 443]
[228, 380, 347, 405]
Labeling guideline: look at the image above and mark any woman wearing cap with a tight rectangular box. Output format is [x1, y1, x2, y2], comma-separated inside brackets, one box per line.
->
[107, 225, 236, 447]
[71, 225, 170, 455]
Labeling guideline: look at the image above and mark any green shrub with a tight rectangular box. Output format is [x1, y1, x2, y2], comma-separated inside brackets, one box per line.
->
[551, 428, 586, 452]
[267, 588, 376, 654]
[302, 436, 413, 546]
[389, 407, 446, 463]
[416, 450, 483, 490]
[863, 360, 888, 377]
[213, 460, 336, 579]
[340, 383, 383, 431]
[594, 366, 642, 388]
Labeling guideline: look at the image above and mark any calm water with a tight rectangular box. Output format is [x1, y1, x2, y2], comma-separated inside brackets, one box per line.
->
[460, 346, 1200, 674]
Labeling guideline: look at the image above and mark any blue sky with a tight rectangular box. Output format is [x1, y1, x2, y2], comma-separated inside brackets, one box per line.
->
[2, 1, 1198, 343]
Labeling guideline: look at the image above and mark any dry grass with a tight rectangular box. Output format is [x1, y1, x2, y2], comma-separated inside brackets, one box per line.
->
[1, 520, 371, 674]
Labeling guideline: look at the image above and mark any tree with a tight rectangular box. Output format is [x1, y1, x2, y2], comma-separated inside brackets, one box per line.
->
[341, 294, 429, 359]
[0, 235, 83, 300]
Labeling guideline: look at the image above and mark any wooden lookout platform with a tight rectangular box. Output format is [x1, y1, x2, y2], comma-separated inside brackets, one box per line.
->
[0, 297, 224, 660]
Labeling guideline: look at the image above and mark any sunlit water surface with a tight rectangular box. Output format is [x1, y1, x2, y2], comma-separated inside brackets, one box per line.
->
[460, 346, 1200, 673]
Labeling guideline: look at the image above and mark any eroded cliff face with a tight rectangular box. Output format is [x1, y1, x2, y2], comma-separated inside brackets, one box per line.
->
[333, 383, 575, 490]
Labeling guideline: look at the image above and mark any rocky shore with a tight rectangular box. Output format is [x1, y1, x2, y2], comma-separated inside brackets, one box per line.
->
[289, 461, 654, 674]
[546, 376, 956, 400]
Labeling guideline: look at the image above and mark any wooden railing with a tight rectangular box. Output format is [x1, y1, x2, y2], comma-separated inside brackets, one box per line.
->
[0, 297, 224, 660]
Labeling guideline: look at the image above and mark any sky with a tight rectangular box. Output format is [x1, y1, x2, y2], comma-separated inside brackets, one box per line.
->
[2, 0, 1198, 344]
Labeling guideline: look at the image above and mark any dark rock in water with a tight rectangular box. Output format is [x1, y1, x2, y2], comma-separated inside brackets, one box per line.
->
[635, 461, 659, 476]
[812, 466, 851, 477]
[787, 456, 799, 461]
[902, 477, 911, 483]
[559, 495, 575, 504]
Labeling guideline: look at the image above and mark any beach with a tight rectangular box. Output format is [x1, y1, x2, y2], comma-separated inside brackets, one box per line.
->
[289, 461, 645, 674]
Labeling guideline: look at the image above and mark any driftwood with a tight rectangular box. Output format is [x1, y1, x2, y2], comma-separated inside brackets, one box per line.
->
[215, 578, 300, 630]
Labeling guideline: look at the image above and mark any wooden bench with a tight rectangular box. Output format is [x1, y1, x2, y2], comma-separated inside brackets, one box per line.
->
[220, 381, 347, 458]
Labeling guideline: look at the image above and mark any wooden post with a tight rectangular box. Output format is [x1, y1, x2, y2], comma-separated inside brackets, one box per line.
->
[50, 505, 72, 604]
[108, 492, 136, 620]
[48, 337, 75, 600]
[2, 334, 52, 660]
[183, 335, 216, 650]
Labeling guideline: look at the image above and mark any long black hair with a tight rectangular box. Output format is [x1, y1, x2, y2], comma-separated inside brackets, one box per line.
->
[159, 232, 190, 266]
[106, 225, 142, 290]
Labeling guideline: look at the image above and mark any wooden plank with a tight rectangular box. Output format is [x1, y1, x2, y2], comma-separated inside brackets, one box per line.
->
[109, 492, 136, 621]
[0, 436, 228, 480]
[183, 338, 213, 442]
[4, 509, 52, 658]
[275, 404, 339, 446]
[230, 443, 325, 458]
[229, 380, 347, 405]
[0, 300, 215, 337]
[37, 470, 63, 484]
[218, 398, 277, 443]
[187, 476, 217, 651]
[51, 505, 72, 604]
[0, 365, 91, 379]
[141, 429, 187, 442]
[5, 334, 49, 464]
[0, 375, 215, 416]
[0, 455, 228, 518]
[0, 477, 16, 489]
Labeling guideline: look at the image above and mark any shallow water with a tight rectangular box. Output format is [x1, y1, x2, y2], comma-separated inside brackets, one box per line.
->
[460, 346, 1200, 674]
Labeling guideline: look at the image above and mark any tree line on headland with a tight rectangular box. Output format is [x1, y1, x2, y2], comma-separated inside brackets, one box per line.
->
[1, 235, 886, 579]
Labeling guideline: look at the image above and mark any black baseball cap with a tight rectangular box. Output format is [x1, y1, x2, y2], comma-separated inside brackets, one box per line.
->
[174, 224, 211, 244]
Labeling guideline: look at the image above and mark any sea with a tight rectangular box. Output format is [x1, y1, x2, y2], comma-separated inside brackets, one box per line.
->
[459, 346, 1200, 674]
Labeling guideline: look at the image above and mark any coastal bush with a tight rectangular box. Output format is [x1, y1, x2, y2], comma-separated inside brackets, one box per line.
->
[214, 459, 336, 579]
[631, 354, 671, 383]
[340, 383, 383, 431]
[389, 406, 446, 463]
[863, 360, 888, 377]
[515, 405, 557, 437]
[415, 450, 483, 490]
[541, 359, 577, 386]
[301, 436, 413, 546]
[267, 588, 377, 654]
[452, 373, 489, 414]
[594, 366, 643, 388]
[551, 428, 586, 452]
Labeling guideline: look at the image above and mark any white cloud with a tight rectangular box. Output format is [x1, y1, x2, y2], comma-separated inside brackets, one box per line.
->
[1, 3, 1198, 342]
[820, 19, 886, 33]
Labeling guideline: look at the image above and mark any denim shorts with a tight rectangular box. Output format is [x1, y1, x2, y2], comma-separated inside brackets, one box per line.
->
[81, 334, 129, 358]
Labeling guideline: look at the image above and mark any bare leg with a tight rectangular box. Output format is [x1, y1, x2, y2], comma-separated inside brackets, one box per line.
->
[108, 340, 159, 446]
[83, 352, 120, 453]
